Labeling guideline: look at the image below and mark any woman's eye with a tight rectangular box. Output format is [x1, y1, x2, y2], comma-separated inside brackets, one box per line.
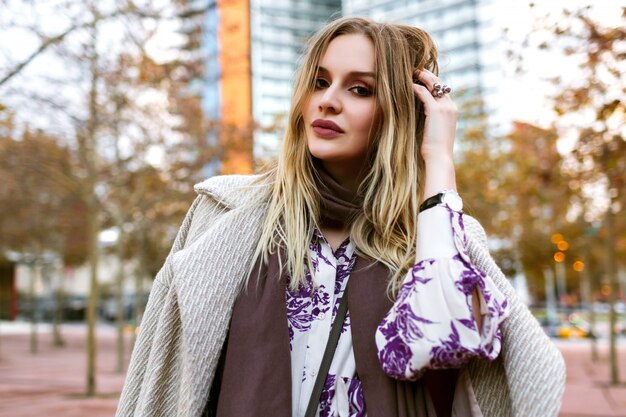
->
[315, 78, 329, 89]
[350, 85, 373, 97]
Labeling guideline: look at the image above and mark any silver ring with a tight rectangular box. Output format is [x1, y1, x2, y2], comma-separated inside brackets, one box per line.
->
[431, 82, 452, 97]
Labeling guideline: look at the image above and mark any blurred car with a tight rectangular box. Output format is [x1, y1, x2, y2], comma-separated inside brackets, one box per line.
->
[556, 325, 589, 339]
[100, 293, 149, 322]
[556, 313, 591, 339]
[18, 295, 86, 322]
[592, 301, 625, 314]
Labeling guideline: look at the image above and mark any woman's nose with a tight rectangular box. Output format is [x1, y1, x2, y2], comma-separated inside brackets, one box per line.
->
[318, 86, 342, 113]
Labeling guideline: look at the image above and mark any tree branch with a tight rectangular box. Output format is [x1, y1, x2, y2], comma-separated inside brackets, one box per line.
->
[0, 6, 163, 88]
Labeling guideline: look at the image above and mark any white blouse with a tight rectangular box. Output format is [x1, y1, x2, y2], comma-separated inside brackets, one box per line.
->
[286, 206, 510, 417]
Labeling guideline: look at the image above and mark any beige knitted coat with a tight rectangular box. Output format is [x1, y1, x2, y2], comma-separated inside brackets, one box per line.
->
[115, 174, 566, 417]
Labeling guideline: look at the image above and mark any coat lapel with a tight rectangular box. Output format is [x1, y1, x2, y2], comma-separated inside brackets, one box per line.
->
[172, 185, 269, 416]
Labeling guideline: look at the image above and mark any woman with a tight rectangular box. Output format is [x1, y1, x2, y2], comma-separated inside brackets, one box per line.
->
[116, 17, 565, 417]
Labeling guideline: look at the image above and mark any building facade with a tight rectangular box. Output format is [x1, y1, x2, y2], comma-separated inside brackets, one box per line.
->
[249, 0, 342, 160]
[201, 0, 341, 172]
[199, 0, 254, 175]
[343, 0, 513, 133]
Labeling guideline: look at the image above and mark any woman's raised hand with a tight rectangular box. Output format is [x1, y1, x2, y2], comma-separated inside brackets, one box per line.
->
[412, 68, 458, 197]
[412, 68, 458, 163]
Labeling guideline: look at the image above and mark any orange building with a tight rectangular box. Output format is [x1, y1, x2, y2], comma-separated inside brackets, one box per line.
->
[216, 0, 253, 174]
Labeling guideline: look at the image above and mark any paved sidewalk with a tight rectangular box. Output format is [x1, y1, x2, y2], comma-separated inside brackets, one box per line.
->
[0, 322, 625, 416]
[0, 322, 128, 417]
[557, 339, 626, 417]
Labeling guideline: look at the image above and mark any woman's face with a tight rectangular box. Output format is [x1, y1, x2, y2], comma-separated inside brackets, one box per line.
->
[303, 34, 378, 178]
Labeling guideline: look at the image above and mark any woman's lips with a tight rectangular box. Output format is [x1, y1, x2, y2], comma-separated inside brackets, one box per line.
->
[312, 119, 343, 138]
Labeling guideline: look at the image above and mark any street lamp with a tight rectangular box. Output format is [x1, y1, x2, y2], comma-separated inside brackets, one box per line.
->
[551, 234, 569, 310]
[551, 233, 564, 244]
[573, 260, 585, 272]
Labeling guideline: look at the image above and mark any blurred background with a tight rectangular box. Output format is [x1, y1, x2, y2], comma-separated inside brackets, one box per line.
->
[0, 0, 624, 416]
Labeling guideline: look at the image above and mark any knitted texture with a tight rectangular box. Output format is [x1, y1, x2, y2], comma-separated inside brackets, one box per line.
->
[115, 175, 565, 417]
[464, 216, 566, 417]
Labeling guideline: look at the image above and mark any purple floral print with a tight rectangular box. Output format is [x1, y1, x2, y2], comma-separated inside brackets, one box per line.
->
[346, 377, 366, 417]
[286, 275, 313, 345]
[317, 375, 366, 417]
[375, 207, 510, 380]
[287, 229, 365, 417]
[319, 374, 337, 417]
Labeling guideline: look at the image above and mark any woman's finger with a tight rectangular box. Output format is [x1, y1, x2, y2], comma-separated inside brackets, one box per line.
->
[412, 69, 440, 91]
[412, 81, 437, 114]
[413, 69, 452, 99]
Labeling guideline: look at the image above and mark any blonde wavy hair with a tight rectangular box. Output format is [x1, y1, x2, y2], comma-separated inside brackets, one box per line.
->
[254, 17, 439, 296]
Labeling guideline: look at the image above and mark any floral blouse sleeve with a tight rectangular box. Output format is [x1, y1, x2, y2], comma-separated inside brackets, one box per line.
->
[375, 206, 510, 381]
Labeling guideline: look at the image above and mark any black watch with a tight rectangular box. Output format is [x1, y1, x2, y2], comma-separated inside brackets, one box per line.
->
[419, 190, 463, 213]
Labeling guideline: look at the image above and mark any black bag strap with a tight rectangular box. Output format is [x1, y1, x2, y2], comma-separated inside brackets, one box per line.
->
[304, 286, 350, 417]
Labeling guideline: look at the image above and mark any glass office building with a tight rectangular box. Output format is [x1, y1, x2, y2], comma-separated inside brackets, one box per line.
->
[250, 0, 342, 159]
[201, 1, 221, 123]
[200, 0, 221, 176]
[343, 0, 512, 133]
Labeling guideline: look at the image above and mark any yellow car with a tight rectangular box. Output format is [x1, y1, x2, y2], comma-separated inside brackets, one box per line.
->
[557, 313, 591, 339]
[556, 325, 589, 339]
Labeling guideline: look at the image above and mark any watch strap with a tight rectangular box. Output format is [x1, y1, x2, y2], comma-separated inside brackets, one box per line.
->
[419, 193, 443, 213]
[420, 189, 462, 213]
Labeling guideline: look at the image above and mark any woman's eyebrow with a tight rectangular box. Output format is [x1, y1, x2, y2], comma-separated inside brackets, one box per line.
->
[317, 66, 376, 79]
